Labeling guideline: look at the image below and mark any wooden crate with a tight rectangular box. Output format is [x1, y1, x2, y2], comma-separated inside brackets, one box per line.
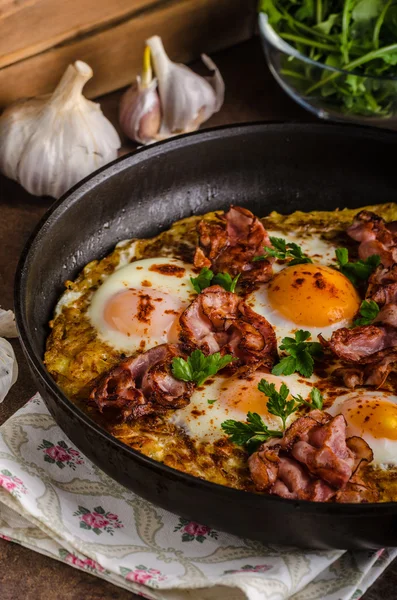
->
[0, 0, 256, 107]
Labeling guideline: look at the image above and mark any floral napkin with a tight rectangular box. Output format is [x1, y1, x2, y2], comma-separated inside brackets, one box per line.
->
[0, 394, 395, 600]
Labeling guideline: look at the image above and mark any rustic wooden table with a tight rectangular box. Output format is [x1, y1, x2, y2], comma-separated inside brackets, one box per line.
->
[0, 37, 395, 599]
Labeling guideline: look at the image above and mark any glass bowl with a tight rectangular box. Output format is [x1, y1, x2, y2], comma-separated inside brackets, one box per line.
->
[259, 13, 397, 127]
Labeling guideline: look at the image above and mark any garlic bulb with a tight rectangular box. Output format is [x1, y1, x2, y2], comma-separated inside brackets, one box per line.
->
[0, 338, 18, 403]
[120, 36, 224, 144]
[119, 47, 161, 144]
[0, 61, 121, 198]
[0, 308, 18, 338]
[147, 36, 224, 137]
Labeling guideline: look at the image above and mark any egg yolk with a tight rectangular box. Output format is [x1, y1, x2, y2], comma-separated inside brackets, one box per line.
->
[267, 263, 360, 327]
[342, 398, 397, 440]
[219, 374, 287, 421]
[103, 288, 184, 342]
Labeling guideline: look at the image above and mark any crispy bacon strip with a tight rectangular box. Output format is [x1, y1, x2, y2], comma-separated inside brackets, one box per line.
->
[366, 265, 397, 306]
[347, 210, 397, 267]
[179, 285, 277, 369]
[324, 212, 397, 387]
[320, 317, 397, 388]
[90, 344, 194, 422]
[194, 206, 273, 286]
[249, 411, 378, 503]
[318, 325, 397, 363]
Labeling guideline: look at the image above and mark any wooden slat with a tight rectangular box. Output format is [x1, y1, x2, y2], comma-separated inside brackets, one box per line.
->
[0, 0, 160, 68]
[0, 0, 36, 19]
[0, 0, 256, 107]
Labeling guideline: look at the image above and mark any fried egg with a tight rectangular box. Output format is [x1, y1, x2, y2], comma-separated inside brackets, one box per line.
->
[328, 391, 397, 466]
[171, 371, 316, 442]
[247, 262, 360, 345]
[269, 230, 338, 274]
[88, 257, 195, 353]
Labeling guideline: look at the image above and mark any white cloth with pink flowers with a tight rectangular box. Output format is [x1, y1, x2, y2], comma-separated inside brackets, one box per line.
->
[0, 394, 395, 600]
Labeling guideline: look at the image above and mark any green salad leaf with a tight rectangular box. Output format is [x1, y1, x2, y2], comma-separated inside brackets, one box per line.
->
[258, 0, 397, 117]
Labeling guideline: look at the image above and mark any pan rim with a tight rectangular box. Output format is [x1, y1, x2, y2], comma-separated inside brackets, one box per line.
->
[14, 121, 397, 516]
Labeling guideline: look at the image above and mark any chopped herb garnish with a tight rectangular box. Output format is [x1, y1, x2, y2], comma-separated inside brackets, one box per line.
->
[221, 383, 324, 450]
[258, 380, 298, 430]
[190, 268, 240, 293]
[335, 248, 380, 286]
[254, 236, 312, 265]
[354, 299, 380, 326]
[272, 330, 323, 378]
[207, 399, 217, 405]
[221, 411, 283, 452]
[172, 349, 235, 387]
[291, 387, 324, 411]
[258, 379, 325, 429]
[212, 272, 240, 293]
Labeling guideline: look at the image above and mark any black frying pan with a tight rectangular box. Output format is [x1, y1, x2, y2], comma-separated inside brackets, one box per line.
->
[14, 123, 397, 549]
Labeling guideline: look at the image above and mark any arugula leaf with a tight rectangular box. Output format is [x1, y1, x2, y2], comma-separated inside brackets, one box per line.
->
[254, 236, 312, 265]
[314, 13, 339, 34]
[190, 268, 240, 293]
[258, 0, 397, 118]
[172, 350, 235, 387]
[221, 411, 283, 452]
[354, 299, 380, 326]
[335, 248, 380, 285]
[271, 330, 323, 378]
[258, 0, 283, 24]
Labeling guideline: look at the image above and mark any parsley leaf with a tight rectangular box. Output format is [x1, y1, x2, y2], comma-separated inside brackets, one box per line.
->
[212, 272, 240, 293]
[190, 268, 214, 293]
[254, 236, 312, 265]
[354, 299, 380, 326]
[292, 387, 324, 411]
[222, 384, 324, 450]
[207, 399, 217, 405]
[221, 411, 283, 452]
[271, 330, 323, 378]
[190, 268, 240, 294]
[172, 349, 235, 387]
[309, 387, 324, 409]
[258, 380, 299, 430]
[335, 248, 381, 286]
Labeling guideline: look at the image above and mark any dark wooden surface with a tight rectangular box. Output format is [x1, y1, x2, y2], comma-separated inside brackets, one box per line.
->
[0, 37, 394, 599]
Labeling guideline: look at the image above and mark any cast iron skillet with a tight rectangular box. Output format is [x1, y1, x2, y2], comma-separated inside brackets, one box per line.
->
[15, 123, 397, 549]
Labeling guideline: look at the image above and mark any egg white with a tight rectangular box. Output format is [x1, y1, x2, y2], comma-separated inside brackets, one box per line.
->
[88, 257, 195, 353]
[268, 230, 338, 274]
[328, 391, 397, 466]
[171, 371, 316, 442]
[247, 285, 353, 347]
[247, 231, 357, 346]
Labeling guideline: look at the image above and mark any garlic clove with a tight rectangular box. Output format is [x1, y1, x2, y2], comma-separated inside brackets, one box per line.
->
[0, 60, 121, 199]
[119, 47, 161, 144]
[201, 54, 225, 113]
[0, 338, 18, 403]
[146, 35, 224, 137]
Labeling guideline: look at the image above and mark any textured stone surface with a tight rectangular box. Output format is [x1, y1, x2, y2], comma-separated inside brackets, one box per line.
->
[0, 36, 392, 599]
